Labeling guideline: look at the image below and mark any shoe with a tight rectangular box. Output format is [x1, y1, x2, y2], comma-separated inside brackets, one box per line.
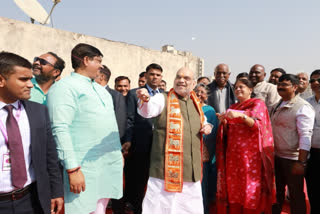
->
[124, 202, 134, 214]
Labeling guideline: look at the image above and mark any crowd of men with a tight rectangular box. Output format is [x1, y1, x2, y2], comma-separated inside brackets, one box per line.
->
[0, 42, 319, 214]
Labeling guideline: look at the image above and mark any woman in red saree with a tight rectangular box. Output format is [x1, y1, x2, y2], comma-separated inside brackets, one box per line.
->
[216, 78, 275, 214]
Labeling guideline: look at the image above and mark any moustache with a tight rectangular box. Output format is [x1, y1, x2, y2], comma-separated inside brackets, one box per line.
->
[32, 65, 41, 70]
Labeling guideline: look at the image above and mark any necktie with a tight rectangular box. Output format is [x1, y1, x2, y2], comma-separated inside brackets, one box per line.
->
[4, 105, 27, 189]
[152, 90, 158, 96]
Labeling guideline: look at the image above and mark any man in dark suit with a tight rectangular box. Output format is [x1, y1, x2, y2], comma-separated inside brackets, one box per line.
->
[95, 65, 127, 214]
[207, 63, 236, 113]
[123, 63, 163, 214]
[0, 51, 63, 214]
[95, 65, 127, 138]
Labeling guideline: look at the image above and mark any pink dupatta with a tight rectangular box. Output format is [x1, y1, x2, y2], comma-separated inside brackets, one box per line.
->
[216, 98, 276, 214]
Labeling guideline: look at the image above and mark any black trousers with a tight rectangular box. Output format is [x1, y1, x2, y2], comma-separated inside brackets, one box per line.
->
[123, 151, 151, 214]
[306, 148, 320, 214]
[272, 156, 306, 214]
[0, 189, 44, 214]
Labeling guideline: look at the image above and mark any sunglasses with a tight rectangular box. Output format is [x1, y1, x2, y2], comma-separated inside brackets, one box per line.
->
[33, 57, 57, 68]
[309, 78, 320, 83]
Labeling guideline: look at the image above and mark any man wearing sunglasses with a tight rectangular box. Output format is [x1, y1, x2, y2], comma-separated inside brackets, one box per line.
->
[29, 52, 65, 105]
[306, 70, 320, 214]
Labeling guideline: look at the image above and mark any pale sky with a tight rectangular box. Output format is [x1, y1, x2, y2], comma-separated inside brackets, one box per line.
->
[1, 0, 320, 82]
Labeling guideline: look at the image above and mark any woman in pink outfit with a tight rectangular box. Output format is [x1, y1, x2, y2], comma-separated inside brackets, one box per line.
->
[216, 78, 275, 214]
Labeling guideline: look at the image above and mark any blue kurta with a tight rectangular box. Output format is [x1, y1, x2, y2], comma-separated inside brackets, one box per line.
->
[47, 72, 123, 214]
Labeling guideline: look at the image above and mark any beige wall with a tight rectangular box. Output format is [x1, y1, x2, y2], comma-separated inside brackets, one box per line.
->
[0, 16, 203, 89]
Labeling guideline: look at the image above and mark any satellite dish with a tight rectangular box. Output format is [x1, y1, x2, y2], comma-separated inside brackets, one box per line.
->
[14, 0, 61, 25]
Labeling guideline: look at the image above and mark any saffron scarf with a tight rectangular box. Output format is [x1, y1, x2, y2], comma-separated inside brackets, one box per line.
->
[164, 88, 205, 192]
[216, 98, 275, 214]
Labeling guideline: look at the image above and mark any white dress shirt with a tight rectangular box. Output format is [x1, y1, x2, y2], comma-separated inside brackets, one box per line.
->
[306, 96, 320, 148]
[215, 87, 227, 113]
[254, 81, 281, 112]
[0, 101, 34, 193]
[278, 100, 315, 159]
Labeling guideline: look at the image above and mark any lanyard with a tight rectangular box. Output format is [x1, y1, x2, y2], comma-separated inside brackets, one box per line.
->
[0, 102, 22, 145]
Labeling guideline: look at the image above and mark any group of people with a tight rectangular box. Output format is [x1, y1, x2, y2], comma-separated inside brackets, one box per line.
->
[0, 42, 319, 214]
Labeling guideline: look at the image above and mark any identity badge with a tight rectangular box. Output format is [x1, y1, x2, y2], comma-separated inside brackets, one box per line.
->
[2, 153, 11, 171]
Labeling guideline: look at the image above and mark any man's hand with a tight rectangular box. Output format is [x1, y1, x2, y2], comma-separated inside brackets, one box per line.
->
[291, 162, 305, 175]
[200, 124, 212, 135]
[136, 88, 150, 102]
[68, 169, 85, 194]
[122, 142, 131, 157]
[50, 197, 64, 214]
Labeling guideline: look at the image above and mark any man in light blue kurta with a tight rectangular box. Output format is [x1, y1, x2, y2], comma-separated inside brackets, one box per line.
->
[47, 43, 123, 214]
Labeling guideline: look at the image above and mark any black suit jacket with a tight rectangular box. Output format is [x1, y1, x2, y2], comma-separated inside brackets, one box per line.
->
[106, 86, 127, 140]
[22, 100, 63, 214]
[123, 86, 163, 153]
[207, 80, 237, 113]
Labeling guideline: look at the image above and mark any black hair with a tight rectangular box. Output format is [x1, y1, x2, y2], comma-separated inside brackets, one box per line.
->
[47, 52, 65, 77]
[197, 76, 210, 83]
[236, 72, 249, 80]
[146, 63, 163, 73]
[270, 68, 286, 76]
[100, 65, 111, 82]
[139, 71, 146, 78]
[161, 79, 166, 85]
[71, 43, 103, 69]
[115, 76, 131, 84]
[310, 69, 320, 78]
[0, 51, 32, 78]
[278, 74, 299, 85]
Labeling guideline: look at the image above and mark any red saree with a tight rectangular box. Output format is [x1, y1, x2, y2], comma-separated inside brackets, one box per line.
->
[216, 98, 275, 214]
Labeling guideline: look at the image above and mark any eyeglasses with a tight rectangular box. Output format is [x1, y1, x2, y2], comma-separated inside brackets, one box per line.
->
[309, 78, 320, 83]
[33, 57, 56, 68]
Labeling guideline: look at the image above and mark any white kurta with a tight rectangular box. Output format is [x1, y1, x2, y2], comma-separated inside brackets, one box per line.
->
[142, 177, 203, 214]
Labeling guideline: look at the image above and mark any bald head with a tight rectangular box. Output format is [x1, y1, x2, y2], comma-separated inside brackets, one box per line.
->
[215, 64, 229, 73]
[297, 72, 309, 92]
[249, 64, 266, 86]
[174, 67, 195, 98]
[214, 63, 230, 88]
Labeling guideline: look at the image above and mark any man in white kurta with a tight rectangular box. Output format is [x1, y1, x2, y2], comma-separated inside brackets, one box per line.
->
[136, 67, 212, 214]
[47, 43, 123, 214]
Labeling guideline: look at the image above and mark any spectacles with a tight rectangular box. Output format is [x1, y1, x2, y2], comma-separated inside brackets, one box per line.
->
[309, 78, 320, 83]
[33, 57, 56, 68]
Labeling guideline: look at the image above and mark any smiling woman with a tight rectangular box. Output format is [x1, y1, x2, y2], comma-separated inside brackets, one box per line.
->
[216, 78, 275, 214]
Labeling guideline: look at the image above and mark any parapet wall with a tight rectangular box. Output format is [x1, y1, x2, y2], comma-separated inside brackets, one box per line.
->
[0, 17, 203, 89]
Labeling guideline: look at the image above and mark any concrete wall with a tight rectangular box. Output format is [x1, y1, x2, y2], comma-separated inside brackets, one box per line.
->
[0, 17, 203, 89]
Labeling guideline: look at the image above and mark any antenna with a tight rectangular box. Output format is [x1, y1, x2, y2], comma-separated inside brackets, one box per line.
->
[14, 0, 61, 25]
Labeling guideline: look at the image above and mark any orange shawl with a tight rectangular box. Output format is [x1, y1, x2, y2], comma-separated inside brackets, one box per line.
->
[164, 89, 205, 192]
